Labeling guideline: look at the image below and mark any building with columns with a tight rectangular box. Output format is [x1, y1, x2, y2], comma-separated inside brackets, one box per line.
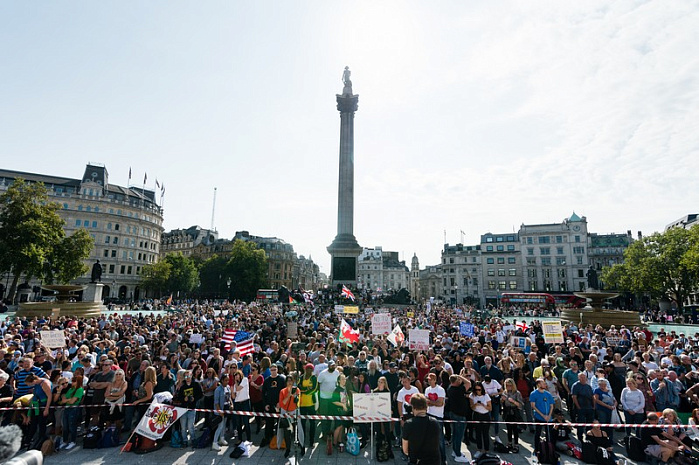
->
[439, 243, 482, 306]
[0, 164, 163, 302]
[480, 232, 522, 308]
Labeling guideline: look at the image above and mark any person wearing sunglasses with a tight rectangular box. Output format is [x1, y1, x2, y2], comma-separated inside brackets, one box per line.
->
[469, 381, 492, 457]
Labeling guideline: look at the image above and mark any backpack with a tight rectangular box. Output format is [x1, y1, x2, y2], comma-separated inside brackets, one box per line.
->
[40, 438, 55, 457]
[170, 429, 183, 448]
[475, 452, 502, 465]
[376, 437, 390, 462]
[195, 427, 213, 449]
[536, 438, 558, 465]
[100, 426, 121, 448]
[83, 426, 103, 449]
[595, 446, 615, 465]
[624, 435, 646, 462]
[581, 441, 597, 464]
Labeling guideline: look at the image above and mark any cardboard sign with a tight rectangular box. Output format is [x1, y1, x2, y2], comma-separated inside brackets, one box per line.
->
[352, 392, 392, 423]
[409, 329, 430, 351]
[460, 322, 474, 337]
[542, 321, 564, 344]
[40, 330, 66, 348]
[344, 306, 359, 314]
[372, 313, 392, 335]
[288, 322, 298, 339]
[123, 315, 133, 327]
[606, 336, 621, 347]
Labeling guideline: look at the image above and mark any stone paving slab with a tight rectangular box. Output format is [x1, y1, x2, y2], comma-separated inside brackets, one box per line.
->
[41, 428, 634, 465]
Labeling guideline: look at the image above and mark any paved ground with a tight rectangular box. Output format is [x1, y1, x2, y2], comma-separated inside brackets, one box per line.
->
[41, 426, 635, 465]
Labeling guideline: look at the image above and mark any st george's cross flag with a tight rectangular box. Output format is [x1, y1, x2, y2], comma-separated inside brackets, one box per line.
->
[341, 285, 355, 301]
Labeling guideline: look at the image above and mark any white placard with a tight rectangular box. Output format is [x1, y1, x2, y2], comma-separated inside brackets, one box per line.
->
[372, 313, 392, 335]
[40, 330, 66, 348]
[542, 321, 564, 344]
[408, 329, 430, 351]
[288, 321, 298, 339]
[189, 334, 204, 345]
[352, 392, 392, 423]
[334, 305, 344, 314]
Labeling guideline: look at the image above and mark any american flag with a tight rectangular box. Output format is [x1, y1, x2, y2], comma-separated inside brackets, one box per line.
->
[341, 285, 355, 301]
[236, 338, 255, 356]
[222, 329, 237, 350]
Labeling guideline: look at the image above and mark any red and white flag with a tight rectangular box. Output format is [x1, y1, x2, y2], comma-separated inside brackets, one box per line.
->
[134, 402, 187, 441]
[517, 321, 529, 332]
[341, 285, 355, 301]
[339, 318, 360, 345]
[235, 338, 255, 356]
[222, 329, 237, 350]
[387, 324, 405, 347]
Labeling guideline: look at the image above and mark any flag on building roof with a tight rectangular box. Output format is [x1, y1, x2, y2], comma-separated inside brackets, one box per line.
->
[341, 285, 355, 302]
[155, 179, 160, 189]
[128, 167, 132, 181]
[339, 318, 360, 345]
[143, 172, 148, 185]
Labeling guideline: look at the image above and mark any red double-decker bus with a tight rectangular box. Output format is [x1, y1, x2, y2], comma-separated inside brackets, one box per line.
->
[500, 292, 556, 307]
[552, 294, 586, 308]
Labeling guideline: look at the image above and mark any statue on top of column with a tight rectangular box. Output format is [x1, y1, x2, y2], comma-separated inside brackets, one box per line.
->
[342, 66, 352, 95]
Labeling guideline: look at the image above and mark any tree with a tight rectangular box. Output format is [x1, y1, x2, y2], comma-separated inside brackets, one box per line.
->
[0, 179, 92, 302]
[163, 253, 198, 297]
[227, 240, 268, 301]
[45, 229, 93, 285]
[602, 226, 699, 310]
[140, 260, 172, 297]
[198, 254, 228, 298]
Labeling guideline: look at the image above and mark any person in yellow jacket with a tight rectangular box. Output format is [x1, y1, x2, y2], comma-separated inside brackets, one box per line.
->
[298, 363, 318, 449]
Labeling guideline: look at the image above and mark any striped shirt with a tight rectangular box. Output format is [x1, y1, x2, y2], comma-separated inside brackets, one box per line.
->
[13, 366, 47, 399]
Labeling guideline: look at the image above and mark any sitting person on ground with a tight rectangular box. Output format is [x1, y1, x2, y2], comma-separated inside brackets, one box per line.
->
[551, 409, 580, 456]
[641, 412, 685, 463]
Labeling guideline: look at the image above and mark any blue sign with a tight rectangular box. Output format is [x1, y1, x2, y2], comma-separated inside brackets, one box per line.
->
[460, 322, 474, 337]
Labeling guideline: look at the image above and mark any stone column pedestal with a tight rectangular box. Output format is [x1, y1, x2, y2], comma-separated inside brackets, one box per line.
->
[83, 283, 104, 303]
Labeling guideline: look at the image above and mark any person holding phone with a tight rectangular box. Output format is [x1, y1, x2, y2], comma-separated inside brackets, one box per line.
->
[469, 381, 492, 457]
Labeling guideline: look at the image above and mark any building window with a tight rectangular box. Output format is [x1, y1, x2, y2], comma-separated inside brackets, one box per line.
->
[487, 269, 495, 276]
[539, 236, 550, 244]
[75, 219, 81, 226]
[486, 246, 493, 252]
[556, 257, 566, 266]
[488, 281, 496, 289]
[77, 205, 83, 211]
[509, 281, 517, 289]
[83, 220, 89, 227]
[487, 258, 494, 264]
[559, 281, 567, 291]
[497, 257, 505, 264]
[558, 269, 566, 278]
[114, 224, 120, 231]
[108, 265, 115, 274]
[528, 269, 537, 278]
[556, 235, 563, 243]
[111, 250, 117, 258]
[120, 265, 125, 274]
[498, 269, 505, 276]
[557, 247, 564, 255]
[498, 281, 506, 290]
[543, 280, 552, 291]
[527, 248, 534, 255]
[472, 278, 478, 286]
[496, 245, 504, 251]
[543, 269, 551, 278]
[127, 266, 132, 275]
[575, 235, 581, 243]
[103, 249, 109, 257]
[507, 245, 515, 251]
[496, 236, 504, 242]
[540, 247, 550, 255]
[578, 281, 586, 291]
[573, 246, 585, 254]
[113, 237, 118, 244]
[486, 237, 494, 243]
[578, 269, 585, 278]
[576, 256, 583, 265]
[122, 251, 127, 259]
[508, 257, 516, 264]
[509, 269, 516, 276]
[507, 235, 515, 242]
[104, 235, 110, 244]
[92, 221, 97, 228]
[526, 237, 533, 244]
[528, 281, 537, 291]
[527, 257, 536, 266]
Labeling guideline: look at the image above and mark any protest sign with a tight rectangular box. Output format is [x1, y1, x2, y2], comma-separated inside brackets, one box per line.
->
[189, 334, 204, 345]
[409, 329, 430, 351]
[460, 322, 474, 337]
[334, 305, 344, 314]
[542, 321, 564, 344]
[606, 336, 621, 347]
[40, 330, 66, 348]
[510, 336, 528, 349]
[288, 322, 298, 339]
[387, 325, 405, 347]
[123, 315, 133, 326]
[344, 306, 359, 314]
[135, 402, 187, 440]
[406, 311, 415, 318]
[353, 393, 392, 423]
[372, 313, 392, 335]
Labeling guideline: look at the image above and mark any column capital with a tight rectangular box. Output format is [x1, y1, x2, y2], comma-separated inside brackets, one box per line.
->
[336, 94, 359, 113]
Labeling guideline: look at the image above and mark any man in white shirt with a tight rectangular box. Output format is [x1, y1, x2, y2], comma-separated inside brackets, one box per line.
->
[317, 360, 340, 445]
[313, 354, 328, 377]
[425, 373, 447, 465]
[397, 372, 420, 423]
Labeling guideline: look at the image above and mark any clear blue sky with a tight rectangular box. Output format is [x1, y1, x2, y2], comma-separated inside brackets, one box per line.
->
[2, 1, 698, 274]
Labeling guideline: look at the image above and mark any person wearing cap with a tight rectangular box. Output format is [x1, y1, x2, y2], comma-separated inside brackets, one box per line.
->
[551, 408, 579, 455]
[298, 362, 318, 448]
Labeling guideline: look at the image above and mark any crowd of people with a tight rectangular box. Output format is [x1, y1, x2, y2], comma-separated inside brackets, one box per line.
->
[0, 299, 699, 464]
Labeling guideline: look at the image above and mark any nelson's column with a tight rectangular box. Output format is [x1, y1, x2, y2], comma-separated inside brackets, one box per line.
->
[327, 66, 362, 286]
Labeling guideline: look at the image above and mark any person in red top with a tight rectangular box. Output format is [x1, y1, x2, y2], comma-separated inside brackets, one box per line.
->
[249, 364, 265, 435]
[279, 373, 301, 457]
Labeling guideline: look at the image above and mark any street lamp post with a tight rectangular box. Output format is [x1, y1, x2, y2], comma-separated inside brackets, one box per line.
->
[454, 285, 458, 307]
[227, 277, 231, 300]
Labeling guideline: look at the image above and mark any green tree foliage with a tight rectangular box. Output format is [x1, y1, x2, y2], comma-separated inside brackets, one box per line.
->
[227, 240, 268, 301]
[45, 229, 93, 285]
[198, 254, 228, 298]
[0, 179, 92, 301]
[197, 240, 268, 301]
[164, 253, 198, 296]
[602, 226, 699, 310]
[140, 259, 172, 296]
